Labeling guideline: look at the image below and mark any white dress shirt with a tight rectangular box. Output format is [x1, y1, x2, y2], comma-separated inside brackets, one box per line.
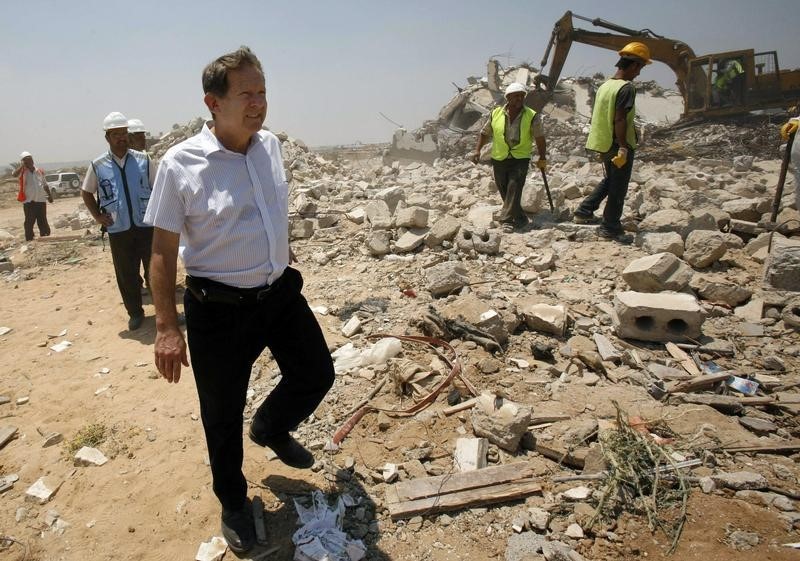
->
[144, 123, 289, 288]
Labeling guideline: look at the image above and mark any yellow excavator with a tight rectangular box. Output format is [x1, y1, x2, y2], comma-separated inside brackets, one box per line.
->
[534, 11, 800, 119]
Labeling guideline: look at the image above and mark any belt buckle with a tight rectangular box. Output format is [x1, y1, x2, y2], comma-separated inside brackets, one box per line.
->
[256, 284, 273, 302]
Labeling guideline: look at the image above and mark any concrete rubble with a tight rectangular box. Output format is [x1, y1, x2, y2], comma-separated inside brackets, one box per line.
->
[2, 60, 800, 561]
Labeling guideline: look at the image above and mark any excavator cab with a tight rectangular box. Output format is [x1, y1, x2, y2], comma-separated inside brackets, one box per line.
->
[687, 50, 794, 117]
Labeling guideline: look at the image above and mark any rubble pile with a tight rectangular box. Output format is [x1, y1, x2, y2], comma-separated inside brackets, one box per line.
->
[386, 59, 783, 166]
[2, 101, 800, 558]
[244, 137, 800, 556]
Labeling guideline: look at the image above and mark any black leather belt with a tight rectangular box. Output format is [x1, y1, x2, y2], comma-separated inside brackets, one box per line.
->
[186, 273, 286, 305]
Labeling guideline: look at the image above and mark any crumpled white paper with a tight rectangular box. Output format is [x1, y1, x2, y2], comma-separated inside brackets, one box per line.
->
[292, 491, 366, 561]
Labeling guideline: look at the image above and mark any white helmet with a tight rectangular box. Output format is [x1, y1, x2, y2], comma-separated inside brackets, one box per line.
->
[103, 111, 129, 131]
[504, 82, 527, 97]
[127, 118, 146, 133]
[20, 151, 32, 159]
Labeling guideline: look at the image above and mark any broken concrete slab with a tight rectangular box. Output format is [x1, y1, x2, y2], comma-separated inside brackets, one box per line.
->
[521, 303, 568, 337]
[684, 230, 728, 268]
[690, 274, 752, 306]
[712, 471, 768, 491]
[453, 437, 488, 472]
[764, 237, 800, 291]
[25, 477, 61, 504]
[74, 446, 109, 466]
[471, 393, 532, 452]
[622, 252, 693, 292]
[425, 262, 469, 298]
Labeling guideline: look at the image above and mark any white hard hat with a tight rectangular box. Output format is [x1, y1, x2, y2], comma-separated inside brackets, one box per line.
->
[127, 118, 146, 133]
[504, 82, 527, 97]
[20, 151, 32, 159]
[103, 111, 129, 131]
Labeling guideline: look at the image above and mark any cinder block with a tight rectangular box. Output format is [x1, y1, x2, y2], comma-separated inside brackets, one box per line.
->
[612, 291, 704, 342]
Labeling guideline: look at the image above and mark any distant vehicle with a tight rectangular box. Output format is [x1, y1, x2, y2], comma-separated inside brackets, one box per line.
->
[45, 172, 82, 198]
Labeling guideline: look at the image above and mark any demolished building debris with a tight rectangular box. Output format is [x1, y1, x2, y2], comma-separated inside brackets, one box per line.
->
[2, 58, 800, 561]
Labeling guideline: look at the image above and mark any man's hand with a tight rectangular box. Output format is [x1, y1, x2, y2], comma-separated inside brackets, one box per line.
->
[47, 195, 53, 203]
[611, 147, 628, 168]
[97, 213, 113, 227]
[289, 246, 298, 264]
[535, 158, 547, 171]
[154, 326, 188, 383]
[781, 119, 799, 142]
[470, 151, 480, 164]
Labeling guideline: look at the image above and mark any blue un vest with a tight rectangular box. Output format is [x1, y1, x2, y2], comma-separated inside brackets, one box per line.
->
[92, 150, 152, 234]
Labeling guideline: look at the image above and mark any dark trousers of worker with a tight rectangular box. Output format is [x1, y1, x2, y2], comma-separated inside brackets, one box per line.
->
[492, 157, 530, 224]
[107, 225, 153, 319]
[184, 267, 335, 511]
[22, 202, 50, 241]
[576, 149, 635, 233]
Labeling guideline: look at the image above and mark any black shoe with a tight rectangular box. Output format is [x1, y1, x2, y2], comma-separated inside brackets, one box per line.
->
[221, 502, 255, 554]
[128, 314, 144, 331]
[249, 429, 314, 469]
[573, 212, 599, 224]
[597, 228, 633, 244]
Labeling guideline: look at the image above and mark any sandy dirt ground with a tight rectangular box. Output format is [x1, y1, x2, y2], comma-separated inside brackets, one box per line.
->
[1, 192, 799, 561]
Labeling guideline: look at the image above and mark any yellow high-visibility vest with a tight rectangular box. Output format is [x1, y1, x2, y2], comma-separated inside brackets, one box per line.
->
[586, 79, 637, 153]
[491, 106, 535, 160]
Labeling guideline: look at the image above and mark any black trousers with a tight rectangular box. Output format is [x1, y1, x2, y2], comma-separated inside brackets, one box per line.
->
[492, 157, 530, 224]
[577, 149, 635, 233]
[184, 267, 335, 510]
[22, 201, 50, 241]
[107, 225, 153, 318]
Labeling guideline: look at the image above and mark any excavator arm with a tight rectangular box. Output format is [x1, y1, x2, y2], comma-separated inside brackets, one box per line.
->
[536, 11, 696, 106]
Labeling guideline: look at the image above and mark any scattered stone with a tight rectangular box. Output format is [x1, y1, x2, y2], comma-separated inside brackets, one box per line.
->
[74, 446, 109, 467]
[712, 471, 768, 491]
[622, 252, 693, 292]
[25, 477, 60, 504]
[684, 230, 727, 268]
[471, 393, 532, 452]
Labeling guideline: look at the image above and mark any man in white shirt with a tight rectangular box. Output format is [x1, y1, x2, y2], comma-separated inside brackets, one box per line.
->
[12, 151, 53, 241]
[145, 46, 334, 554]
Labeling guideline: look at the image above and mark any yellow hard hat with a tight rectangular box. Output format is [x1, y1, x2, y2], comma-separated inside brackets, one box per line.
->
[618, 42, 652, 65]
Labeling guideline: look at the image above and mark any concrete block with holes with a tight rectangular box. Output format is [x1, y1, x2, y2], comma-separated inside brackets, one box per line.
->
[611, 291, 704, 342]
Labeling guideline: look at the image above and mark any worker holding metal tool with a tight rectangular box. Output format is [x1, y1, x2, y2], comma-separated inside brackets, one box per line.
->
[472, 82, 547, 233]
[573, 42, 650, 243]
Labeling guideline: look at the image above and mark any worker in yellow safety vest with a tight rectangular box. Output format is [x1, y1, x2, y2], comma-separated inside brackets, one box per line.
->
[472, 82, 547, 233]
[712, 58, 745, 106]
[573, 42, 651, 243]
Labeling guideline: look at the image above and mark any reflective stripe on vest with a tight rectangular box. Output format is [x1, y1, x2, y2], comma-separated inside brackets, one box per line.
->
[586, 79, 637, 153]
[491, 106, 535, 160]
[92, 150, 152, 234]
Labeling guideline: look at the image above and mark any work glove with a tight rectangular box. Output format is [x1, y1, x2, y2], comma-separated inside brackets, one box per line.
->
[781, 119, 799, 141]
[611, 147, 628, 168]
[535, 158, 547, 171]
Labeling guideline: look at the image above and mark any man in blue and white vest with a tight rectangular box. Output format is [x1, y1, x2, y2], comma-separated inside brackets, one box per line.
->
[81, 111, 156, 331]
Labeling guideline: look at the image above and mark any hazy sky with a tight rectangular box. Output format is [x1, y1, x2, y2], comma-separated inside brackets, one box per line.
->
[4, 0, 799, 165]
